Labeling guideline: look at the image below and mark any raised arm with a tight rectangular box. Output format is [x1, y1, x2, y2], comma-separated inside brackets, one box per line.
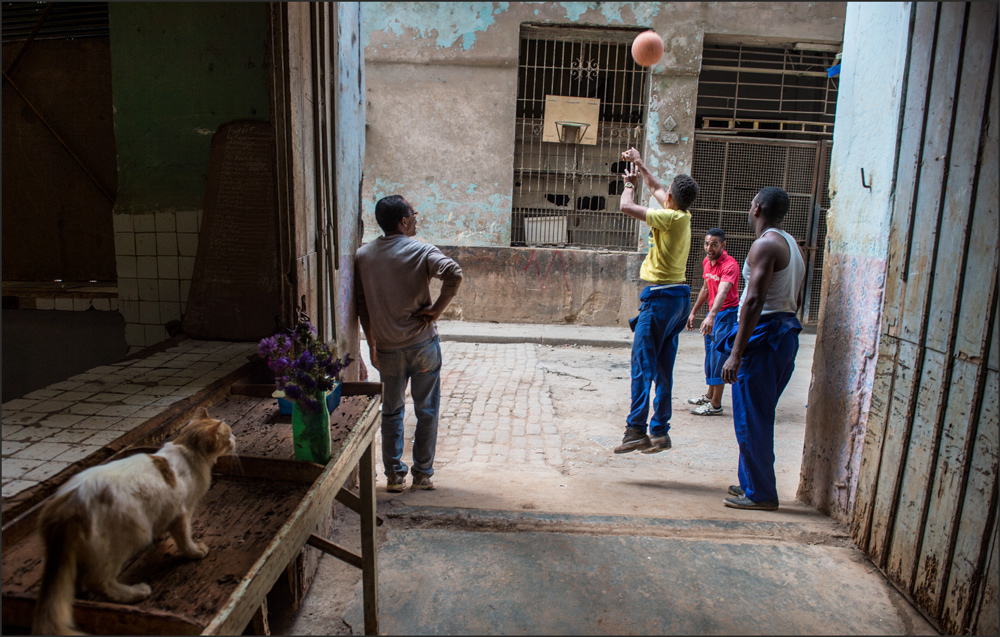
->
[622, 147, 668, 208]
[619, 164, 649, 222]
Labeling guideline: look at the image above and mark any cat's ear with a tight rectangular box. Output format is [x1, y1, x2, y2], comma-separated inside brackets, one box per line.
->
[194, 406, 211, 421]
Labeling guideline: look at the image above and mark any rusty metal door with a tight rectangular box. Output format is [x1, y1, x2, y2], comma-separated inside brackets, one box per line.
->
[268, 2, 364, 356]
[851, 3, 998, 634]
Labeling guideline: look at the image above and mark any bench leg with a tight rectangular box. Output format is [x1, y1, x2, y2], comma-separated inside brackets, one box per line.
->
[360, 439, 379, 635]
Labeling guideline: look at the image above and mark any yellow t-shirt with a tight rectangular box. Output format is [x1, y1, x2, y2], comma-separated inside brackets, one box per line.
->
[639, 208, 691, 284]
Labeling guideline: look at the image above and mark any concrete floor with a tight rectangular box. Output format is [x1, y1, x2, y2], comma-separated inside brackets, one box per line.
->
[288, 323, 938, 636]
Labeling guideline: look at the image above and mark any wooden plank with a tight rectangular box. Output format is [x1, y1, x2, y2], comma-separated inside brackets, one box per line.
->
[898, 2, 966, 344]
[955, 7, 999, 362]
[360, 440, 379, 636]
[972, 521, 998, 635]
[306, 534, 362, 569]
[868, 339, 921, 567]
[2, 473, 311, 634]
[251, 597, 270, 636]
[851, 336, 899, 548]
[201, 394, 380, 635]
[925, 1, 996, 354]
[881, 2, 938, 336]
[911, 357, 979, 610]
[336, 488, 384, 526]
[2, 592, 203, 636]
[940, 369, 998, 633]
[886, 348, 947, 587]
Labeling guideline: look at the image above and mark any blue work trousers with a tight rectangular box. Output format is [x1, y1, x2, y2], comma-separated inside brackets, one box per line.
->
[626, 285, 691, 436]
[720, 312, 801, 503]
[377, 336, 442, 479]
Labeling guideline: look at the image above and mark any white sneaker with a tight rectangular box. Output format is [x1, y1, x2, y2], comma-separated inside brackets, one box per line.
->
[691, 403, 723, 416]
[687, 394, 711, 405]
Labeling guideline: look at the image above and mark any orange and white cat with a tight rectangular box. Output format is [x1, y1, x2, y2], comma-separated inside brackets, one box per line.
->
[32, 407, 236, 636]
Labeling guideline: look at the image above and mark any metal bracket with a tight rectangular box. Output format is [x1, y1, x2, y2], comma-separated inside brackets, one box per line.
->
[860, 167, 872, 190]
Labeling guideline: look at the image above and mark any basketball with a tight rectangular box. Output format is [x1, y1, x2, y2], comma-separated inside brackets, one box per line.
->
[631, 30, 663, 67]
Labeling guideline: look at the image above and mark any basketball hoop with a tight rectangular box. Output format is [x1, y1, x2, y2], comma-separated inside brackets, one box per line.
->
[555, 121, 590, 144]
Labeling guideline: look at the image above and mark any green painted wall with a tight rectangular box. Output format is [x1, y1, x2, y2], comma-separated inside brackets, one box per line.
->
[108, 2, 269, 214]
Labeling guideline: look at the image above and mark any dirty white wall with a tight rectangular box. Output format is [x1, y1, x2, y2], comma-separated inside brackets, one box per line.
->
[797, 2, 914, 521]
[362, 2, 846, 246]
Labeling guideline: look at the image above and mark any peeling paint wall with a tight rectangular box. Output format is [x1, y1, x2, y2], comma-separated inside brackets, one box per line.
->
[797, 2, 913, 521]
[362, 2, 846, 248]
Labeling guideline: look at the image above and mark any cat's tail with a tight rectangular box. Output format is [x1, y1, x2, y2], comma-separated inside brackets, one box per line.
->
[32, 491, 88, 636]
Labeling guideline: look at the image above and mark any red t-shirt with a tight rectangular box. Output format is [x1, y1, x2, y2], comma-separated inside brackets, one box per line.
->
[702, 250, 740, 310]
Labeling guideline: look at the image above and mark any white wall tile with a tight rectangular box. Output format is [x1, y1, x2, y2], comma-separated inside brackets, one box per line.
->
[136, 256, 157, 278]
[134, 213, 156, 233]
[113, 213, 134, 233]
[159, 301, 181, 324]
[135, 233, 156, 256]
[92, 298, 111, 311]
[73, 298, 91, 311]
[157, 233, 178, 256]
[155, 211, 176, 233]
[177, 210, 200, 233]
[158, 256, 179, 279]
[158, 279, 180, 302]
[54, 298, 73, 311]
[120, 299, 140, 323]
[139, 301, 160, 325]
[117, 255, 137, 278]
[114, 232, 136, 256]
[179, 256, 196, 280]
[138, 278, 158, 301]
[177, 233, 199, 256]
[118, 278, 139, 300]
[36, 297, 55, 310]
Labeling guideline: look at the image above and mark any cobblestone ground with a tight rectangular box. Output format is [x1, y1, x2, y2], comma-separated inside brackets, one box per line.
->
[436, 343, 562, 470]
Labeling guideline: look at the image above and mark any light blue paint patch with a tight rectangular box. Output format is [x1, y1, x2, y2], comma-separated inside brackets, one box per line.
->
[363, 2, 510, 51]
[467, 184, 477, 194]
[681, 137, 689, 142]
[598, 2, 663, 25]
[559, 2, 592, 22]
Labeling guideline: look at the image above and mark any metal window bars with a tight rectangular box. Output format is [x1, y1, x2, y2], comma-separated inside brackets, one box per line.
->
[511, 24, 650, 250]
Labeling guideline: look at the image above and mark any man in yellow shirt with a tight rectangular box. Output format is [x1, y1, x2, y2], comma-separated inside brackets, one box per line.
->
[613, 147, 699, 455]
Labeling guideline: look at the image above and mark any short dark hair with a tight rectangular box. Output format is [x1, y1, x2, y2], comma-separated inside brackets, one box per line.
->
[756, 187, 790, 222]
[706, 227, 725, 241]
[670, 174, 699, 211]
[374, 195, 410, 234]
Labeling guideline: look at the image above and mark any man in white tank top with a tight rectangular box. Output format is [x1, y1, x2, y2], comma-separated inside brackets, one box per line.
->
[718, 187, 805, 511]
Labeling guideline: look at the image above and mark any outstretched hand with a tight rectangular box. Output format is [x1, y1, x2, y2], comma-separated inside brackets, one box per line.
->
[622, 165, 641, 188]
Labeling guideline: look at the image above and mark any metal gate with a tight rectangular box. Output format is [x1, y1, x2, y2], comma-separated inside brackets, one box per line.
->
[689, 135, 830, 324]
[851, 3, 998, 634]
[511, 24, 650, 250]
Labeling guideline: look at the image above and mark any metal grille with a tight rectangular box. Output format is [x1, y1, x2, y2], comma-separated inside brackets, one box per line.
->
[697, 42, 839, 138]
[512, 24, 649, 250]
[689, 136, 828, 325]
[2, 2, 109, 43]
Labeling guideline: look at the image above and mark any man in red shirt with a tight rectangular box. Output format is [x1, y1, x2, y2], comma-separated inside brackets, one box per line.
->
[686, 228, 740, 415]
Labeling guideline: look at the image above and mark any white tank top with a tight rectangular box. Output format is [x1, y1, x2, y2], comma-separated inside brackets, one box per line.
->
[738, 228, 805, 318]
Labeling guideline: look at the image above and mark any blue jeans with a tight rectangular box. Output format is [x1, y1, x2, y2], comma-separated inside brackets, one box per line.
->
[626, 285, 691, 437]
[377, 336, 442, 479]
[717, 312, 801, 503]
[704, 306, 738, 386]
